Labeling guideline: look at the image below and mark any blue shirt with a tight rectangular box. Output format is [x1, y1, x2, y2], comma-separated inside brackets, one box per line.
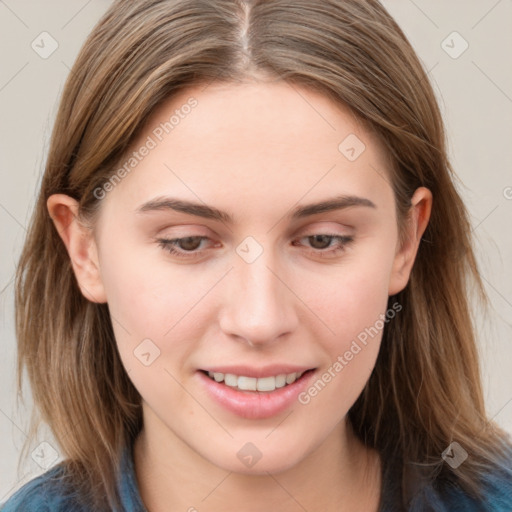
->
[2, 442, 512, 511]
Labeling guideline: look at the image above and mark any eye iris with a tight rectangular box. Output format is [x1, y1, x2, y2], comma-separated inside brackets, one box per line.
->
[179, 236, 202, 251]
[309, 235, 332, 249]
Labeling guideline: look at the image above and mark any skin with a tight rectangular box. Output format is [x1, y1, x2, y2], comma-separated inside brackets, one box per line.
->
[48, 80, 432, 512]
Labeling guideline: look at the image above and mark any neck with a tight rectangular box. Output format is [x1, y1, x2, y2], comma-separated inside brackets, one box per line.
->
[133, 410, 382, 512]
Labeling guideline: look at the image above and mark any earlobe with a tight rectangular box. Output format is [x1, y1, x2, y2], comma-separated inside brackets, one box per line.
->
[388, 187, 432, 296]
[47, 194, 107, 303]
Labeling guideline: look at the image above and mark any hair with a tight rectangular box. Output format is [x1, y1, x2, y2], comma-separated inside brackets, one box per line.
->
[14, 0, 512, 510]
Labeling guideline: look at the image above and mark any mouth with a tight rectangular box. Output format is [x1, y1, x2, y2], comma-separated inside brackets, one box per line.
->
[197, 366, 317, 419]
[200, 369, 315, 393]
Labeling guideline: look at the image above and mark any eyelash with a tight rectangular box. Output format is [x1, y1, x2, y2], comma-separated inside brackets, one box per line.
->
[156, 234, 354, 260]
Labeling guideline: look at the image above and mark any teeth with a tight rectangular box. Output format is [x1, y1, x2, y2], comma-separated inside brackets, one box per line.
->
[257, 376, 276, 392]
[224, 373, 238, 387]
[286, 372, 297, 384]
[206, 371, 305, 391]
[275, 374, 286, 388]
[238, 376, 257, 391]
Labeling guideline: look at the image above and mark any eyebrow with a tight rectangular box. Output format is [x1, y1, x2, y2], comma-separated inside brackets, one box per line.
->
[135, 194, 376, 223]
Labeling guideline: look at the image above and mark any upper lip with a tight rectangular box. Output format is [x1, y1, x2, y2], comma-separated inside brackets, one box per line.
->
[199, 365, 315, 378]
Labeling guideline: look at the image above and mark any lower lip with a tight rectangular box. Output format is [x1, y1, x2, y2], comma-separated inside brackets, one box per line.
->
[197, 370, 316, 420]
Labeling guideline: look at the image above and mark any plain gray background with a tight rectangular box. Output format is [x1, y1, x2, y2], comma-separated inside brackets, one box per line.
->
[1, 0, 511, 502]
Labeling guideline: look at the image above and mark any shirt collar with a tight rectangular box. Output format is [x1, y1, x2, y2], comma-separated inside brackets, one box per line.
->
[116, 443, 148, 512]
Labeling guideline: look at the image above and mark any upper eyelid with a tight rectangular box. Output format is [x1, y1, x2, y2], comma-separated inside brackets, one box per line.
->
[157, 222, 353, 237]
[158, 231, 351, 244]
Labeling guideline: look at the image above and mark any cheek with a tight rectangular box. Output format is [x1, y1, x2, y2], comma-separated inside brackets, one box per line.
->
[96, 239, 191, 367]
[295, 250, 395, 409]
[305, 252, 394, 347]
[99, 248, 205, 418]
[98, 236, 199, 334]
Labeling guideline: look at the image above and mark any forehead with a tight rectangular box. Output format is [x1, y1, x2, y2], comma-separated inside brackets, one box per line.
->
[100, 81, 394, 223]
[142, 80, 374, 155]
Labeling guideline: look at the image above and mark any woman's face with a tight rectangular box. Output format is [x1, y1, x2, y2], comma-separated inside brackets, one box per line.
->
[84, 81, 427, 474]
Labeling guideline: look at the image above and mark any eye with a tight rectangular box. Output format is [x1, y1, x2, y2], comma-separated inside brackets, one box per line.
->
[156, 233, 354, 261]
[157, 236, 213, 259]
[292, 234, 354, 257]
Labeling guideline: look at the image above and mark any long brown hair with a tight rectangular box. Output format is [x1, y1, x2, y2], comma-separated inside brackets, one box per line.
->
[14, 0, 511, 509]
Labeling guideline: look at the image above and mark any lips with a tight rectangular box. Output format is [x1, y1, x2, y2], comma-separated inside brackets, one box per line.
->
[197, 366, 317, 419]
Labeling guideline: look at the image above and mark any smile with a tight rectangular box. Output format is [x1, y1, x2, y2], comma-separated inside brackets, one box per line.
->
[205, 371, 306, 392]
[197, 367, 317, 419]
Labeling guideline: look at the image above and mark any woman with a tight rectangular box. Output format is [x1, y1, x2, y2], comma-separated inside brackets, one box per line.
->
[3, 0, 512, 510]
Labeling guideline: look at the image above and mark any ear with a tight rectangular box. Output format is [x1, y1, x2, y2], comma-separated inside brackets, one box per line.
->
[388, 187, 432, 296]
[47, 194, 107, 303]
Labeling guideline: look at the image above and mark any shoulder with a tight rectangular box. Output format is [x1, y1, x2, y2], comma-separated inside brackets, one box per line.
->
[439, 474, 512, 512]
[0, 464, 86, 512]
[1, 445, 144, 512]
[399, 468, 512, 512]
[471, 449, 512, 511]
[381, 441, 512, 511]
[433, 445, 512, 512]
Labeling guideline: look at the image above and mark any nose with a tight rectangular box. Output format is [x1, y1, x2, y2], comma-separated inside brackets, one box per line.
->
[218, 247, 298, 348]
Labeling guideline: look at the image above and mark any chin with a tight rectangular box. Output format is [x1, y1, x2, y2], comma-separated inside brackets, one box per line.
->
[203, 440, 311, 476]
